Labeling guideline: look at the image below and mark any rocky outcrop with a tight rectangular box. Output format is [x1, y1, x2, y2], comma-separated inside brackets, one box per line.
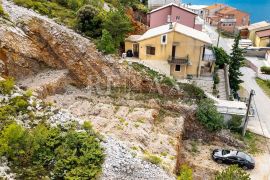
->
[0, 0, 180, 98]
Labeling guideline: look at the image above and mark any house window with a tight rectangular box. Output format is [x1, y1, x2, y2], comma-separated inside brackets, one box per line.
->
[175, 65, 181, 71]
[176, 16, 180, 21]
[146, 46, 155, 55]
[161, 34, 167, 44]
[229, 23, 232, 26]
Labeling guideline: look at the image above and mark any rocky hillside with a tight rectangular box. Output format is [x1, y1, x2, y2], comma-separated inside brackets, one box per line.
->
[0, 1, 195, 179]
[0, 0, 179, 97]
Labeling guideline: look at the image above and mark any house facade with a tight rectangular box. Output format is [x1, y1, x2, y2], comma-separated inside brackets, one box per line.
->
[255, 29, 270, 47]
[125, 23, 215, 79]
[147, 3, 202, 31]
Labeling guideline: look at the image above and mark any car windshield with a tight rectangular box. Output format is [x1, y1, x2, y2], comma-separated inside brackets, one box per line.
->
[237, 152, 252, 161]
[222, 150, 230, 155]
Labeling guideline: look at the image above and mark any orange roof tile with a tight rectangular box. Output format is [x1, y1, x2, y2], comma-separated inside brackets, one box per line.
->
[203, 4, 225, 10]
[217, 6, 236, 14]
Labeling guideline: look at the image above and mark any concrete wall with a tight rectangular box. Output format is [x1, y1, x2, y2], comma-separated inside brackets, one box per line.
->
[148, 5, 197, 29]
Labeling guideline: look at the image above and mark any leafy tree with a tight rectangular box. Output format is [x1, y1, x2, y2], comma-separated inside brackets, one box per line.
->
[0, 122, 104, 179]
[213, 47, 230, 68]
[196, 98, 224, 131]
[103, 9, 133, 49]
[215, 165, 251, 180]
[97, 29, 116, 54]
[76, 5, 103, 38]
[177, 164, 193, 180]
[229, 34, 245, 96]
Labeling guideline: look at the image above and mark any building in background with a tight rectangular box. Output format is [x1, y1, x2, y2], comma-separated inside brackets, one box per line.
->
[203, 3, 226, 24]
[148, 0, 180, 10]
[238, 21, 270, 47]
[203, 4, 250, 34]
[255, 29, 270, 47]
[147, 3, 202, 31]
[185, 4, 207, 17]
[125, 23, 215, 79]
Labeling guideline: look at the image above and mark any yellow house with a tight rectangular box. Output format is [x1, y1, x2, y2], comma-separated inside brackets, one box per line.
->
[254, 29, 270, 47]
[244, 21, 270, 46]
[125, 22, 215, 79]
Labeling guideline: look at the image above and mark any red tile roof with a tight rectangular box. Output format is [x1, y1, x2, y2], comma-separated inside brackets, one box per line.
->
[256, 29, 270, 38]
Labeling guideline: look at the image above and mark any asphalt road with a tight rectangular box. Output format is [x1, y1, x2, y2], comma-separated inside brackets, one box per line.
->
[204, 24, 270, 137]
[240, 67, 270, 138]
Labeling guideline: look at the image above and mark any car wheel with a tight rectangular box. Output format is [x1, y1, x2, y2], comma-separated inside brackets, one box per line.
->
[216, 159, 223, 164]
[242, 166, 248, 170]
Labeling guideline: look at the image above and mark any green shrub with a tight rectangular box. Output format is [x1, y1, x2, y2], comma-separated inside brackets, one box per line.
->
[177, 164, 193, 180]
[0, 122, 104, 179]
[97, 29, 116, 54]
[196, 98, 223, 131]
[144, 153, 162, 165]
[161, 76, 177, 87]
[228, 115, 243, 131]
[213, 47, 229, 68]
[0, 77, 15, 95]
[215, 165, 251, 180]
[179, 83, 205, 102]
[10, 96, 29, 113]
[261, 66, 270, 74]
[213, 73, 220, 84]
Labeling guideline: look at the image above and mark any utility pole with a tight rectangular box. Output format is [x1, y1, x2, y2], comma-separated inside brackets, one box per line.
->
[242, 90, 255, 136]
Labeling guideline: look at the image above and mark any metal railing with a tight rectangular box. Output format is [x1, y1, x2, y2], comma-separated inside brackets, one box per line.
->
[168, 55, 189, 64]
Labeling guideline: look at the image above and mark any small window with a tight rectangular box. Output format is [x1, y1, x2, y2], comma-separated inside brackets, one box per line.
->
[229, 23, 232, 26]
[161, 34, 167, 44]
[175, 65, 181, 71]
[146, 46, 155, 55]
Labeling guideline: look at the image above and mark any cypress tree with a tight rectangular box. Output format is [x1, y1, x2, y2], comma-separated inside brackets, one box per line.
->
[229, 34, 245, 96]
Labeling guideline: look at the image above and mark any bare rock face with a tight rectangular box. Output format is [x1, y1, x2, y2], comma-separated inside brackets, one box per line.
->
[0, 1, 153, 92]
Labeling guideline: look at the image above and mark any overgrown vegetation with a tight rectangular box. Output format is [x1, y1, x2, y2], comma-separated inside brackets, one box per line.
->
[0, 78, 105, 179]
[196, 98, 224, 132]
[256, 78, 270, 98]
[228, 115, 243, 131]
[260, 66, 270, 74]
[233, 131, 263, 155]
[177, 164, 193, 180]
[144, 152, 162, 165]
[213, 47, 229, 69]
[13, 0, 141, 54]
[0, 77, 15, 95]
[215, 165, 250, 180]
[0, 122, 104, 179]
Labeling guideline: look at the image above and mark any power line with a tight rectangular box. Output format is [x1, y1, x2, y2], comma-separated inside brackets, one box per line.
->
[253, 99, 270, 154]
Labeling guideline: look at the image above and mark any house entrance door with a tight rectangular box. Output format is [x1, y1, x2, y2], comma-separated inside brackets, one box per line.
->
[133, 44, 139, 57]
[172, 45, 176, 59]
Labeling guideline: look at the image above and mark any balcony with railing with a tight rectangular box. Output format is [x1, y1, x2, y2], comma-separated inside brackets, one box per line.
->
[168, 55, 190, 65]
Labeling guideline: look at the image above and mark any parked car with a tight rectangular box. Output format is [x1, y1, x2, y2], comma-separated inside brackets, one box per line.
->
[212, 149, 255, 170]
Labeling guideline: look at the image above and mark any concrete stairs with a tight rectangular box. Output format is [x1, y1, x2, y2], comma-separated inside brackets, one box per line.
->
[192, 77, 214, 94]
[217, 69, 227, 100]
